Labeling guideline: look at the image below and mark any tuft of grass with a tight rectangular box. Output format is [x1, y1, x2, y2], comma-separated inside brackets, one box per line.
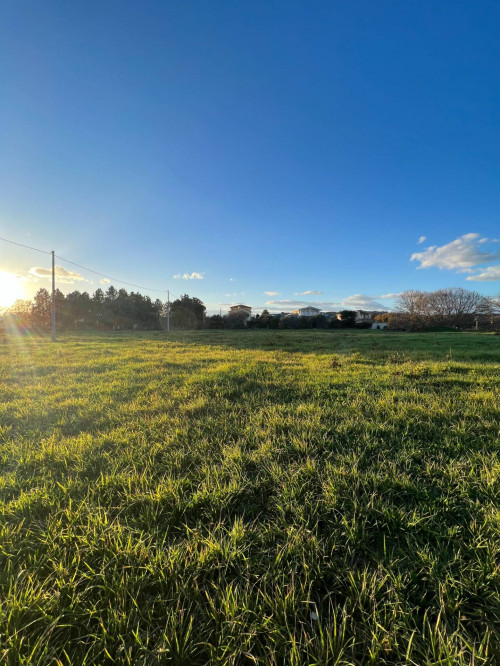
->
[0, 329, 499, 664]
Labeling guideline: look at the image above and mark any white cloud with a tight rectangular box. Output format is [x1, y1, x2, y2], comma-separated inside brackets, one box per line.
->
[265, 294, 389, 311]
[340, 294, 386, 310]
[378, 293, 401, 299]
[173, 272, 205, 280]
[265, 291, 280, 296]
[417, 236, 426, 244]
[297, 290, 323, 295]
[411, 233, 500, 270]
[266, 299, 338, 308]
[100, 278, 111, 285]
[466, 266, 500, 282]
[29, 265, 88, 284]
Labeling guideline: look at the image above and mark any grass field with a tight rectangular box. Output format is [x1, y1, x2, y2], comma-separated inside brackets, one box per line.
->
[0, 329, 499, 665]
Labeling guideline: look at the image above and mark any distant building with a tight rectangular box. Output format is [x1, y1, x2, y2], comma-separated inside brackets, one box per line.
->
[292, 306, 321, 317]
[228, 304, 252, 322]
[335, 310, 388, 325]
[354, 310, 373, 323]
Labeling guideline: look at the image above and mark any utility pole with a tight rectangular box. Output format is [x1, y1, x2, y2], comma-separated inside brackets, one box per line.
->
[167, 290, 170, 332]
[51, 250, 56, 342]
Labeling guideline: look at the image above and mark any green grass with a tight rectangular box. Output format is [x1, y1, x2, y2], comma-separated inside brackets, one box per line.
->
[0, 329, 499, 665]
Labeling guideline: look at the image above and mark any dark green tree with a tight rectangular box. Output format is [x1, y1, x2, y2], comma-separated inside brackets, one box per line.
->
[91, 289, 105, 327]
[207, 314, 225, 329]
[170, 295, 206, 329]
[54, 288, 66, 331]
[339, 310, 357, 327]
[154, 299, 165, 317]
[312, 314, 328, 328]
[64, 291, 92, 329]
[31, 288, 52, 329]
[258, 309, 271, 329]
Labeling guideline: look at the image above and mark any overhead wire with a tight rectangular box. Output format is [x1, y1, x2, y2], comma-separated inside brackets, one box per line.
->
[56, 254, 170, 294]
[0, 235, 177, 299]
[0, 236, 50, 255]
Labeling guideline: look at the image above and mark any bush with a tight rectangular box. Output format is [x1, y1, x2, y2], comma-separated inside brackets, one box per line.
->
[424, 325, 457, 332]
[279, 315, 301, 329]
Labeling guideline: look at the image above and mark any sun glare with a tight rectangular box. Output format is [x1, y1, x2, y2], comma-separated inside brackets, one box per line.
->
[0, 271, 25, 308]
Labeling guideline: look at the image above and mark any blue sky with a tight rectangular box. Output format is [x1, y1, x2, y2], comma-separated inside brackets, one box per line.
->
[1, 1, 499, 312]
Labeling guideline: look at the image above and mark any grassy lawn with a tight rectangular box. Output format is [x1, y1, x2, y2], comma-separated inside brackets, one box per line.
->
[0, 330, 499, 664]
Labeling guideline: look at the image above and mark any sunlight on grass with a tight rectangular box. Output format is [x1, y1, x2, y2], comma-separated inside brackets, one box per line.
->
[0, 330, 498, 664]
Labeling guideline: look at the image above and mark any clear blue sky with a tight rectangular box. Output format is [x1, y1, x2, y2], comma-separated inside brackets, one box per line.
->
[1, 1, 499, 312]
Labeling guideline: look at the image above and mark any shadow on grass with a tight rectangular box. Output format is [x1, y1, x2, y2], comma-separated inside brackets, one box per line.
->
[157, 329, 500, 362]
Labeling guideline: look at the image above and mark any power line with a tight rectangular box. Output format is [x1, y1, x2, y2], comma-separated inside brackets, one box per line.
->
[56, 255, 170, 294]
[0, 235, 174, 297]
[0, 236, 50, 255]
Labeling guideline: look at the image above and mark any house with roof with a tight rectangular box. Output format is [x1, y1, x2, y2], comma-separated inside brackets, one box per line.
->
[354, 310, 373, 323]
[323, 311, 339, 322]
[228, 304, 252, 323]
[292, 306, 321, 317]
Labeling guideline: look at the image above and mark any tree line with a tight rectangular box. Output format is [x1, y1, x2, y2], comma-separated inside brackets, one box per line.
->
[4, 285, 499, 333]
[388, 287, 499, 331]
[208, 309, 364, 329]
[5, 288, 206, 331]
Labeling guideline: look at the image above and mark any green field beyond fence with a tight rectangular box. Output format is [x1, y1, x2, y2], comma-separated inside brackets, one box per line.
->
[0, 330, 499, 665]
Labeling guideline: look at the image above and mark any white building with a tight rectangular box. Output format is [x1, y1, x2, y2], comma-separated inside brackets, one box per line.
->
[354, 310, 373, 323]
[292, 306, 321, 317]
[228, 304, 252, 322]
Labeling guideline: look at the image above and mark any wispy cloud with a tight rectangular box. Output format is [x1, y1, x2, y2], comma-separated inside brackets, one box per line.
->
[411, 233, 500, 270]
[100, 278, 111, 285]
[173, 272, 205, 280]
[341, 294, 386, 310]
[265, 294, 390, 311]
[378, 292, 401, 299]
[229, 277, 237, 282]
[29, 265, 88, 284]
[417, 236, 426, 244]
[265, 291, 280, 296]
[265, 299, 342, 309]
[466, 266, 500, 282]
[296, 290, 323, 295]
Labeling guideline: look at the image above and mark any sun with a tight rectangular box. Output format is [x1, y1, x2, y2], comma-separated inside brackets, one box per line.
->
[0, 271, 25, 308]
